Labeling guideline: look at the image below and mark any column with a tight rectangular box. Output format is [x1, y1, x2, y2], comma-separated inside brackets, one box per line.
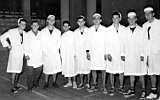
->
[61, 0, 69, 28]
[22, 0, 31, 21]
[86, 0, 96, 25]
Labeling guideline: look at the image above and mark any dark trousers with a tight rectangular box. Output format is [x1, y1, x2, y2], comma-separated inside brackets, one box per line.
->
[13, 73, 20, 88]
[26, 66, 42, 90]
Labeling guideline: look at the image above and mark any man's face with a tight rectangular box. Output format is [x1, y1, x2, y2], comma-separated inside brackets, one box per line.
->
[145, 11, 154, 21]
[47, 17, 55, 26]
[63, 23, 70, 32]
[128, 16, 137, 25]
[31, 22, 39, 32]
[92, 17, 102, 25]
[19, 21, 26, 30]
[112, 15, 121, 24]
[77, 18, 85, 27]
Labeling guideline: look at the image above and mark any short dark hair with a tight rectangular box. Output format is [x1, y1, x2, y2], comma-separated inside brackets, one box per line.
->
[63, 20, 70, 26]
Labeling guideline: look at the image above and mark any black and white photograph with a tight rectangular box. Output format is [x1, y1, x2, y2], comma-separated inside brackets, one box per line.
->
[0, 0, 160, 100]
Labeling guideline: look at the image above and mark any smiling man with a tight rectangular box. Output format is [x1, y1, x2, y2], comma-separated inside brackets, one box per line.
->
[143, 5, 160, 99]
[0, 18, 27, 94]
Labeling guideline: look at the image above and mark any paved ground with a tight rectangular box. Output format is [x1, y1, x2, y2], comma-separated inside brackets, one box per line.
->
[0, 49, 159, 100]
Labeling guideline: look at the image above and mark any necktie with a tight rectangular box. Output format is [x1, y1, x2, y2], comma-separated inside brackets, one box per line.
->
[6, 38, 11, 45]
[116, 30, 118, 33]
[147, 26, 151, 40]
[95, 28, 98, 32]
[49, 30, 53, 35]
[81, 32, 83, 35]
[20, 33, 23, 44]
[130, 27, 136, 33]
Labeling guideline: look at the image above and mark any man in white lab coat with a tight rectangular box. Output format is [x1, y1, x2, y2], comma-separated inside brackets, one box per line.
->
[0, 18, 27, 93]
[87, 13, 107, 92]
[143, 6, 160, 99]
[74, 16, 90, 90]
[23, 21, 43, 91]
[61, 21, 77, 89]
[123, 10, 147, 99]
[40, 15, 61, 88]
[105, 11, 126, 96]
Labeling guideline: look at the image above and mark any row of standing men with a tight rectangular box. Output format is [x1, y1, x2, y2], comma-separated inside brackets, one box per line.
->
[0, 5, 160, 100]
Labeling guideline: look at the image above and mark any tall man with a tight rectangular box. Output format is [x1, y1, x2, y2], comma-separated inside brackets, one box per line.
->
[123, 10, 147, 99]
[0, 18, 27, 93]
[74, 15, 91, 89]
[40, 15, 61, 88]
[143, 6, 160, 99]
[23, 21, 43, 91]
[105, 11, 126, 96]
[87, 13, 107, 92]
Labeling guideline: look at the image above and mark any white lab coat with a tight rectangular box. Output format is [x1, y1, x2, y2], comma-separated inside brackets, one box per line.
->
[123, 25, 147, 76]
[143, 18, 160, 75]
[0, 28, 25, 73]
[40, 27, 61, 74]
[88, 25, 107, 70]
[105, 24, 126, 74]
[61, 30, 77, 77]
[74, 27, 91, 74]
[23, 30, 43, 68]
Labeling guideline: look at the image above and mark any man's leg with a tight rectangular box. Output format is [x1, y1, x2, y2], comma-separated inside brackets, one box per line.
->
[102, 70, 107, 92]
[64, 77, 72, 87]
[139, 75, 146, 99]
[78, 74, 84, 88]
[52, 73, 59, 88]
[11, 73, 21, 92]
[110, 73, 114, 89]
[124, 76, 135, 98]
[130, 76, 135, 90]
[11, 73, 16, 86]
[151, 75, 157, 92]
[146, 75, 158, 99]
[86, 73, 90, 88]
[72, 76, 77, 89]
[92, 70, 97, 86]
[33, 66, 42, 88]
[108, 73, 114, 96]
[119, 73, 124, 88]
[118, 73, 125, 93]
[43, 74, 49, 89]
[87, 70, 97, 92]
[27, 66, 34, 91]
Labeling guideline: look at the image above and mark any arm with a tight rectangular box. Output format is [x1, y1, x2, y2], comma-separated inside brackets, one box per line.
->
[0, 31, 11, 48]
[104, 29, 112, 61]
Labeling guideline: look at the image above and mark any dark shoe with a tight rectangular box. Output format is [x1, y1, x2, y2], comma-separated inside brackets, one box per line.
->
[11, 87, 18, 94]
